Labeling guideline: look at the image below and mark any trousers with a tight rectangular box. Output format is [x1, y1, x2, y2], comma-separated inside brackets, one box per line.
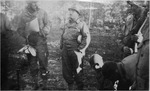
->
[62, 47, 83, 89]
[28, 32, 49, 74]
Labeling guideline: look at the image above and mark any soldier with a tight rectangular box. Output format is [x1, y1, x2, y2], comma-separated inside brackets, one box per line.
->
[120, 1, 148, 57]
[16, 0, 51, 84]
[126, 1, 148, 35]
[101, 8, 149, 90]
[60, 6, 91, 90]
[131, 12, 149, 90]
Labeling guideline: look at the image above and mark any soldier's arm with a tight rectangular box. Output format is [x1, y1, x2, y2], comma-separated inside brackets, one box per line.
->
[130, 8, 148, 35]
[78, 22, 91, 50]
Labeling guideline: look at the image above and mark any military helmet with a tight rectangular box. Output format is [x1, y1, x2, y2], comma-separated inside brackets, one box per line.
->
[68, 5, 81, 15]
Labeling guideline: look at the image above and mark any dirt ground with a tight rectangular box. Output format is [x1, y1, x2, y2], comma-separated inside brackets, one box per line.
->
[5, 28, 123, 90]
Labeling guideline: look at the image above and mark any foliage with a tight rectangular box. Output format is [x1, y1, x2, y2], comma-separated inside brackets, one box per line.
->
[0, 0, 128, 30]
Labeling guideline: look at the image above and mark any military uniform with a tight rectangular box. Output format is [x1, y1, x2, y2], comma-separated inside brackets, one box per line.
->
[123, 4, 149, 89]
[101, 53, 138, 90]
[60, 18, 90, 89]
[17, 5, 50, 76]
[120, 1, 148, 57]
[134, 16, 149, 90]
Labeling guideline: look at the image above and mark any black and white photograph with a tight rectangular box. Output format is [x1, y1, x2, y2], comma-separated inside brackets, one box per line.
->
[0, 0, 149, 90]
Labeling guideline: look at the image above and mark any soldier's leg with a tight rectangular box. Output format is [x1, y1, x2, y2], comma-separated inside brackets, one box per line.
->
[36, 45, 49, 84]
[34, 41, 49, 89]
[27, 54, 38, 76]
[69, 51, 84, 90]
[36, 39, 48, 73]
[28, 32, 48, 71]
[28, 33, 48, 87]
[74, 71, 84, 90]
[62, 49, 74, 90]
[26, 54, 40, 89]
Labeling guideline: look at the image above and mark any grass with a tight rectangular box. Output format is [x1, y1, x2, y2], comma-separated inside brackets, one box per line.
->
[4, 27, 123, 90]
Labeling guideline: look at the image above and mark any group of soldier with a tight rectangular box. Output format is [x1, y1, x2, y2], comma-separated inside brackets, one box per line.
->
[0, 0, 149, 90]
[102, 0, 149, 90]
[1, 0, 90, 90]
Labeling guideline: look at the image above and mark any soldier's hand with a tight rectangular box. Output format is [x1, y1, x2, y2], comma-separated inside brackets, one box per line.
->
[123, 46, 133, 54]
[135, 34, 143, 43]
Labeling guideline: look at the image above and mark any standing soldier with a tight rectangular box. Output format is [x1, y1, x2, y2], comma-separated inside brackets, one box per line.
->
[134, 15, 149, 90]
[131, 2, 149, 89]
[60, 6, 91, 90]
[16, 0, 51, 85]
[120, 1, 148, 57]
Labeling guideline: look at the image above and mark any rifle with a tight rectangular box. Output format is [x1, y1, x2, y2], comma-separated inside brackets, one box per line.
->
[125, 7, 148, 52]
[134, 16, 147, 52]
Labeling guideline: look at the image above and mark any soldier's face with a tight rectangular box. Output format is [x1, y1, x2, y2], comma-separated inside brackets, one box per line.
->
[130, 5, 138, 14]
[29, 2, 38, 11]
[69, 10, 79, 20]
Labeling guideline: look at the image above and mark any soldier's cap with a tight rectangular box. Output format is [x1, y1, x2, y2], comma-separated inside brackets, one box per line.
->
[68, 6, 81, 15]
[26, 0, 38, 4]
[127, 1, 138, 7]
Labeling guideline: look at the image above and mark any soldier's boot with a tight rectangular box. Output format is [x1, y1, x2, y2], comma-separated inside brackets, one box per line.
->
[75, 70, 84, 90]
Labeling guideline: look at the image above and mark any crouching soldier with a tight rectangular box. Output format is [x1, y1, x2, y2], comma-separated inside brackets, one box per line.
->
[89, 54, 114, 90]
[101, 53, 138, 90]
[60, 6, 91, 90]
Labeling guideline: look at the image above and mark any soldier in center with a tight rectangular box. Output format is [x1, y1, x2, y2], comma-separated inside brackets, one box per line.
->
[60, 6, 91, 90]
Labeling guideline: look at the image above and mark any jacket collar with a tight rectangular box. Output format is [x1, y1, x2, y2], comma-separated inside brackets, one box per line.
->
[69, 17, 81, 24]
